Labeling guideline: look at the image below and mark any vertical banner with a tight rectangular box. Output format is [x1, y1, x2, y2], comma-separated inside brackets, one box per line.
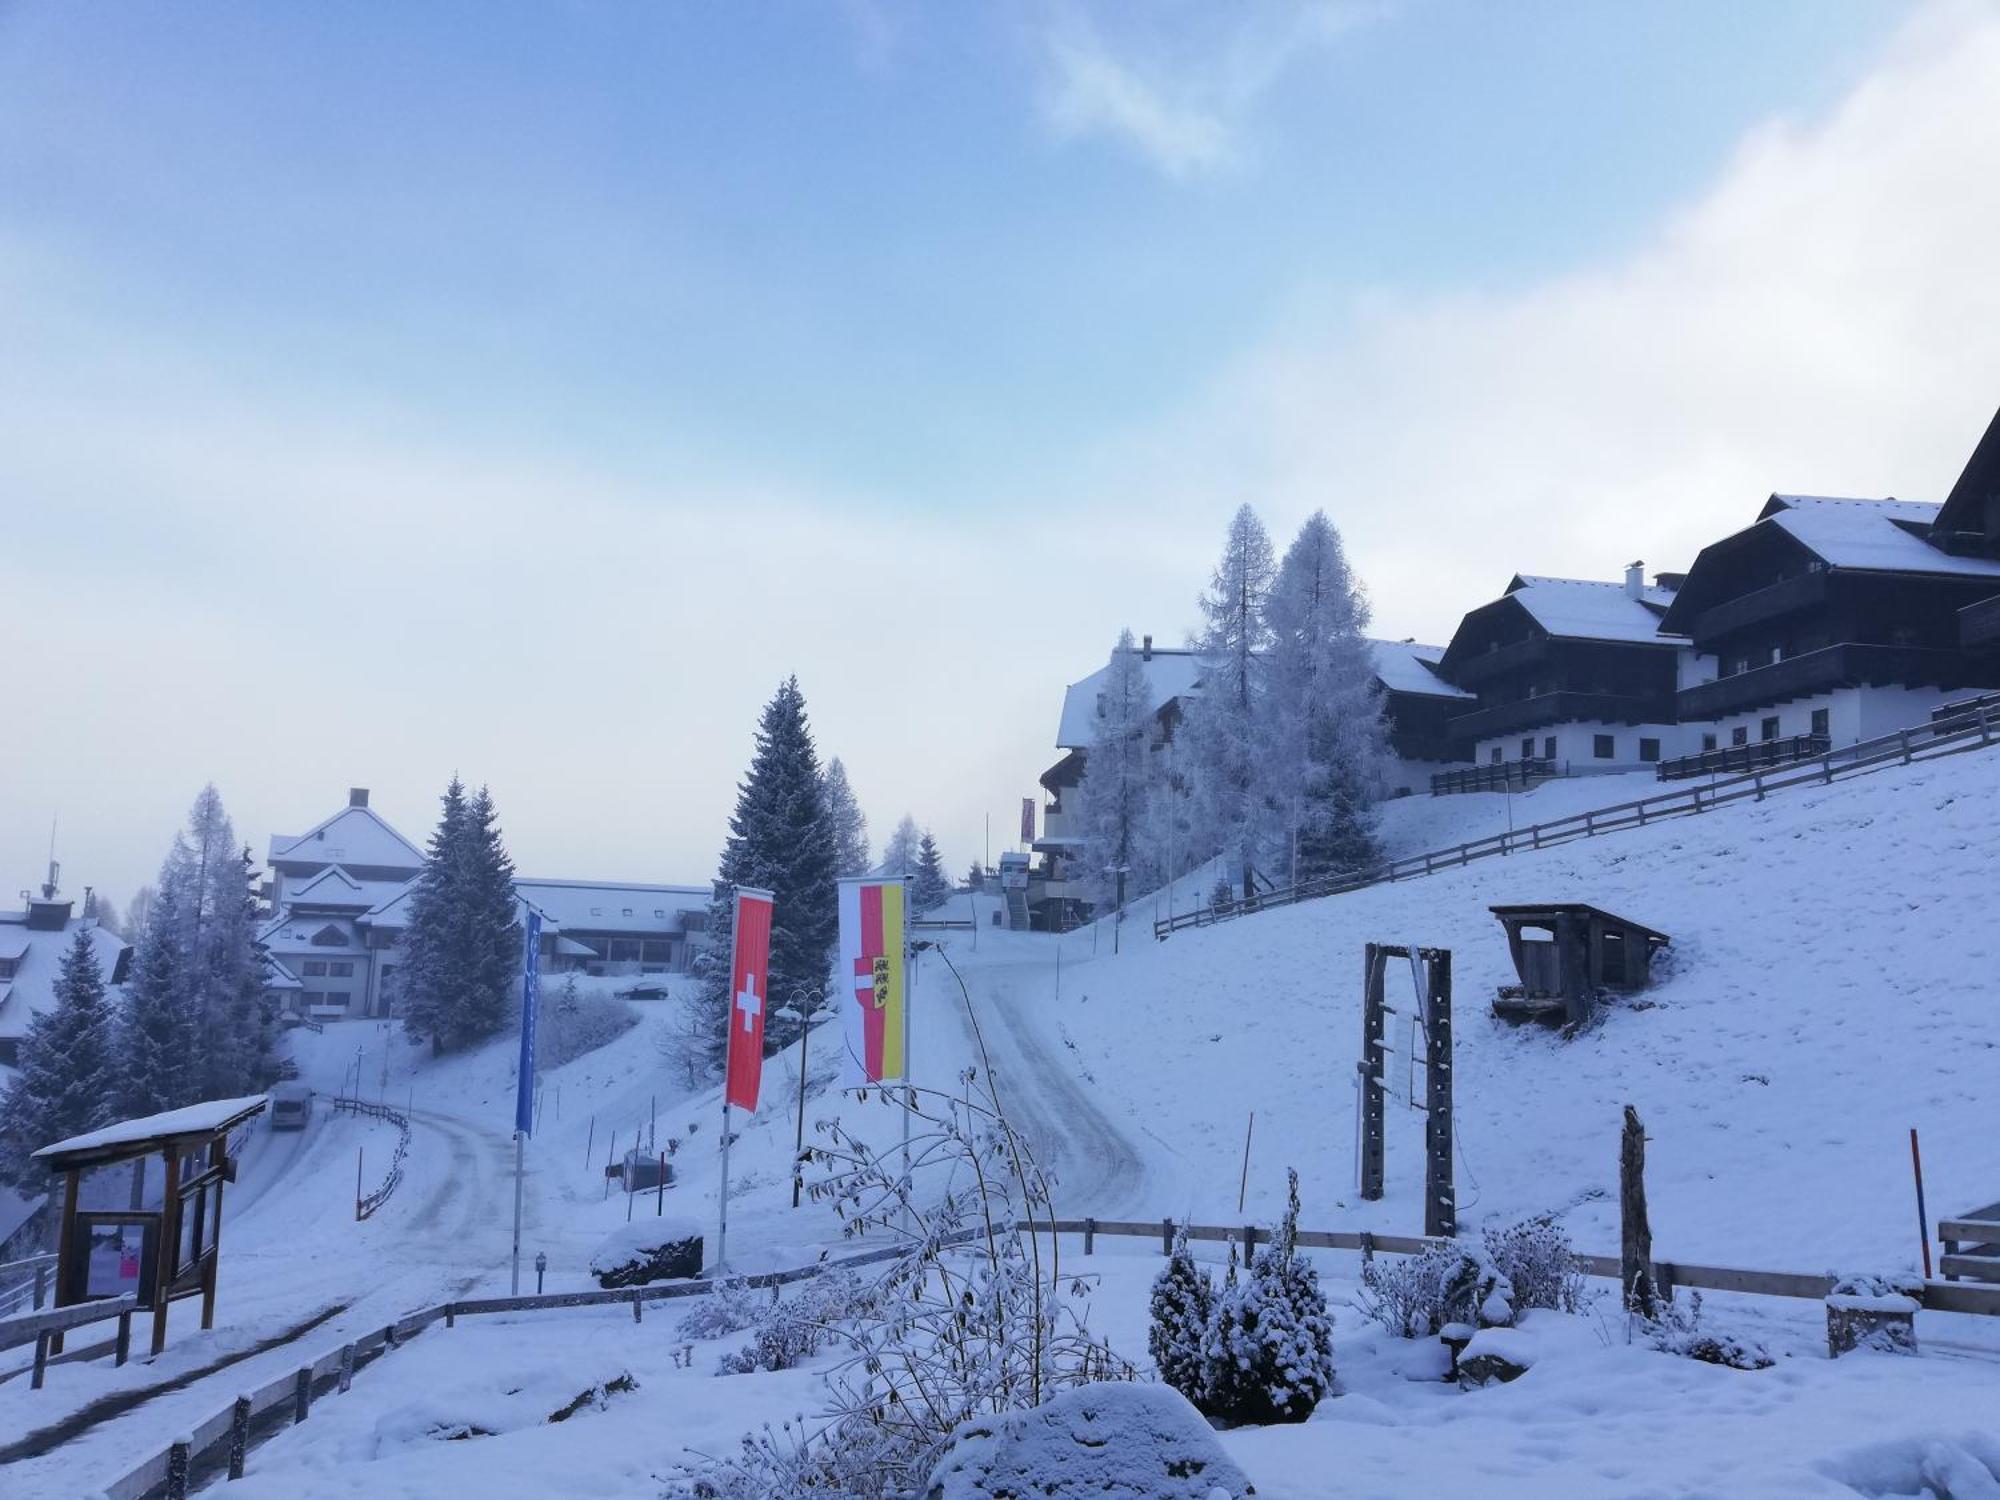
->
[514, 908, 542, 1136]
[724, 887, 775, 1112]
[838, 877, 908, 1086]
[1020, 796, 1035, 846]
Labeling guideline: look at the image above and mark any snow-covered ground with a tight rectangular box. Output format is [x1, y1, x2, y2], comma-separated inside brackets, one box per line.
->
[8, 751, 2000, 1496]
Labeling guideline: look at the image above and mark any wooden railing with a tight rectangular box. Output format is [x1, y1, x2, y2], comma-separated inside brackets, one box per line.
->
[1431, 758, 1559, 796]
[1158, 697, 2000, 939]
[1655, 733, 1829, 782]
[331, 1097, 411, 1220]
[0, 1291, 139, 1389]
[0, 1252, 56, 1320]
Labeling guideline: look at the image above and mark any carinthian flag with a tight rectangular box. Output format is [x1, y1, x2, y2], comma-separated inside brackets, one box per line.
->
[839, 877, 908, 1085]
[724, 887, 775, 1112]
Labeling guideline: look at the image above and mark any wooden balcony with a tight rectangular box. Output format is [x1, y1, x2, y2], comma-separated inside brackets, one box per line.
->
[1684, 570, 1828, 643]
[1675, 643, 1985, 720]
[1655, 734, 1829, 782]
[1444, 636, 1548, 685]
[1962, 593, 2000, 651]
[1446, 690, 1673, 742]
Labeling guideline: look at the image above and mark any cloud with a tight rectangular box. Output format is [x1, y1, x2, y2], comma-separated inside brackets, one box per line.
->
[1073, 0, 2000, 643]
[1035, 1, 1380, 178]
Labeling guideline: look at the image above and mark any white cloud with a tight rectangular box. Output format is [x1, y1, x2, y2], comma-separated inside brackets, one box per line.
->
[1073, 0, 2000, 646]
[1035, 2, 1380, 178]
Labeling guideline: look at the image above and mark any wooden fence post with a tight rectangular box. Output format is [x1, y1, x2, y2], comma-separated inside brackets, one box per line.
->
[31, 1330, 50, 1389]
[1423, 949, 1456, 1239]
[293, 1366, 312, 1424]
[338, 1342, 356, 1394]
[115, 1309, 132, 1367]
[166, 1439, 191, 1500]
[1621, 1105, 1658, 1320]
[632, 1290, 644, 1323]
[229, 1395, 251, 1479]
[1359, 945, 1387, 1201]
[1084, 1217, 1096, 1256]
[1160, 1218, 1173, 1256]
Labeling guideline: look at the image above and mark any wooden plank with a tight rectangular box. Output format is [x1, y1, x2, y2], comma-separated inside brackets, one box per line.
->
[1924, 1276, 2000, 1310]
[0, 1291, 138, 1352]
[1938, 1216, 2000, 1239]
[1666, 1263, 1832, 1300]
[1939, 1253, 2000, 1284]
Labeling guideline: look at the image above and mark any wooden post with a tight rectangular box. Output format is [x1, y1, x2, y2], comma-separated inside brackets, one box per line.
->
[31, 1330, 50, 1389]
[50, 1168, 78, 1356]
[355, 1147, 365, 1221]
[202, 1134, 224, 1331]
[154, 1145, 181, 1357]
[115, 1309, 131, 1366]
[631, 1290, 643, 1323]
[657, 1154, 667, 1216]
[31, 1261, 47, 1311]
[1620, 1105, 1658, 1320]
[1084, 1217, 1096, 1256]
[1236, 1112, 1255, 1213]
[1242, 1224, 1257, 1268]
[1160, 1218, 1173, 1256]
[584, 1115, 595, 1170]
[293, 1366, 312, 1424]
[229, 1395, 251, 1479]
[1557, 913, 1590, 1031]
[339, 1342, 356, 1394]
[1423, 949, 1456, 1239]
[166, 1439, 191, 1500]
[1359, 945, 1387, 1201]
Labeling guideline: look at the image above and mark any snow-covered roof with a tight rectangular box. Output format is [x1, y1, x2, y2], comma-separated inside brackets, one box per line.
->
[1763, 495, 2000, 579]
[1055, 648, 1204, 749]
[34, 1095, 269, 1162]
[267, 803, 425, 872]
[1503, 576, 1684, 644]
[280, 866, 411, 912]
[0, 915, 129, 1044]
[1368, 639, 1473, 700]
[513, 879, 709, 934]
[263, 954, 303, 990]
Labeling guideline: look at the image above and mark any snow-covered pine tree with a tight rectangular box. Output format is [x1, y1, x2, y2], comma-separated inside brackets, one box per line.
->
[1147, 1223, 1214, 1403]
[1184, 504, 1275, 900]
[398, 780, 521, 1052]
[124, 884, 155, 940]
[167, 786, 274, 1098]
[1262, 511, 1390, 883]
[821, 757, 872, 878]
[911, 831, 951, 913]
[120, 841, 199, 1115]
[1074, 629, 1156, 914]
[691, 678, 839, 1064]
[1198, 1169, 1335, 1426]
[877, 815, 922, 879]
[0, 928, 120, 1186]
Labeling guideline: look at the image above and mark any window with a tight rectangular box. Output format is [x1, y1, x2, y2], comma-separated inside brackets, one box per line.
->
[310, 924, 345, 948]
[1702, 733, 1718, 752]
[1593, 734, 1615, 760]
[654, 909, 666, 919]
[1811, 708, 1830, 738]
[1761, 716, 1781, 742]
[1542, 736, 1556, 760]
[303, 960, 328, 977]
[328, 961, 353, 978]
[1732, 726, 1749, 747]
[1520, 738, 1534, 761]
[1639, 738, 1661, 762]
[1489, 747, 1502, 764]
[621, 908, 634, 918]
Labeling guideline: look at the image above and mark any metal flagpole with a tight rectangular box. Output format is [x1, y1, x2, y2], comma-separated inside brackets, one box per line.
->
[510, 1132, 525, 1293]
[901, 877, 914, 1238]
[510, 909, 542, 1297]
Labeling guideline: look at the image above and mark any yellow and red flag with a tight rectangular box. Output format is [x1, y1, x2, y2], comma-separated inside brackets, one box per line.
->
[839, 876, 907, 1085]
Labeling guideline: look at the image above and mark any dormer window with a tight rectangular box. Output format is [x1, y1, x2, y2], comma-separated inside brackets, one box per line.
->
[310, 924, 346, 947]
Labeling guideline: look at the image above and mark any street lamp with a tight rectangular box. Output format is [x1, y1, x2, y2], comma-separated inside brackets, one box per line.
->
[534, 1251, 547, 1295]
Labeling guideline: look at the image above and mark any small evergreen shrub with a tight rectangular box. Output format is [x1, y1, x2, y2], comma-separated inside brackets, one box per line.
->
[1147, 1224, 1214, 1402]
[1197, 1170, 1335, 1426]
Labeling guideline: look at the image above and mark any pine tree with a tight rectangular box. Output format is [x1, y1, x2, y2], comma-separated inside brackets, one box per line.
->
[821, 757, 872, 878]
[0, 929, 119, 1186]
[1147, 1223, 1214, 1403]
[911, 831, 951, 913]
[1200, 1170, 1335, 1425]
[121, 843, 199, 1115]
[1184, 504, 1275, 899]
[1263, 511, 1389, 883]
[1075, 629, 1156, 913]
[398, 780, 521, 1053]
[877, 815, 922, 879]
[691, 678, 839, 1065]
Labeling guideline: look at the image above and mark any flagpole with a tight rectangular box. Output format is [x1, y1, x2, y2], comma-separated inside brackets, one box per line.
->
[901, 876, 914, 1238]
[717, 888, 738, 1275]
[511, 909, 543, 1297]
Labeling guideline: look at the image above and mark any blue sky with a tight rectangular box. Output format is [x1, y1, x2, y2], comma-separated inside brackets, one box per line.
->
[8, 0, 1998, 903]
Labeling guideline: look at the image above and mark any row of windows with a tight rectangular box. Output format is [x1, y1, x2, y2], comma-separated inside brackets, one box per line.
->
[1493, 734, 1662, 765]
[302, 960, 354, 978]
[300, 989, 351, 1009]
[1701, 707, 1831, 751]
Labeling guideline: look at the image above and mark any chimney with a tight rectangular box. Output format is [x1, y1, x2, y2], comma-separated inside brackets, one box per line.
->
[1141, 634, 1154, 661]
[349, 787, 370, 808]
[1624, 561, 1644, 601]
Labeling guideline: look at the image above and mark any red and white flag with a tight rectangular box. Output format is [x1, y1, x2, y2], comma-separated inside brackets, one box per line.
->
[724, 886, 774, 1112]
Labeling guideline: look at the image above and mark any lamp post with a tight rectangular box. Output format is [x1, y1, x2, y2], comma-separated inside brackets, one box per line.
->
[534, 1251, 547, 1295]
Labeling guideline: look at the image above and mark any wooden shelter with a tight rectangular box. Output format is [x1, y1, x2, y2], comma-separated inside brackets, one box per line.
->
[1489, 903, 1669, 1028]
[33, 1095, 268, 1357]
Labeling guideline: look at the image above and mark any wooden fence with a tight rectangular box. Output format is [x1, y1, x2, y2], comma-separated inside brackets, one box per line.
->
[331, 1096, 411, 1220]
[0, 1252, 57, 1320]
[0, 1291, 139, 1391]
[83, 1208, 2000, 1498]
[1157, 696, 2000, 939]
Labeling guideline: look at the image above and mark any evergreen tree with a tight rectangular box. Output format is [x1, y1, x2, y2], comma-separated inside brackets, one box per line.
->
[821, 757, 872, 878]
[1147, 1223, 1214, 1404]
[1200, 1170, 1335, 1425]
[125, 884, 156, 939]
[877, 814, 922, 878]
[911, 830, 951, 913]
[121, 843, 198, 1115]
[1263, 511, 1389, 882]
[1184, 504, 1275, 899]
[691, 678, 839, 1066]
[0, 929, 119, 1186]
[398, 780, 521, 1053]
[1075, 629, 1156, 913]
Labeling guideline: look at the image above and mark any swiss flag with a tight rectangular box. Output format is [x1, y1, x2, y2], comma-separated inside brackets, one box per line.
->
[724, 887, 775, 1112]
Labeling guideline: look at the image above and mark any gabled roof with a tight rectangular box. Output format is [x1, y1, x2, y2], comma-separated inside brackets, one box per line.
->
[267, 804, 425, 872]
[1501, 575, 1683, 645]
[1055, 647, 1203, 749]
[513, 879, 707, 935]
[1934, 405, 2000, 538]
[262, 954, 303, 990]
[1760, 495, 2000, 579]
[0, 916, 130, 1044]
[278, 865, 414, 915]
[1368, 639, 1473, 700]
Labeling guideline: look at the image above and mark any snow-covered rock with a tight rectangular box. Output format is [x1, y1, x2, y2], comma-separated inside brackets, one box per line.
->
[589, 1216, 704, 1288]
[920, 1382, 1257, 1499]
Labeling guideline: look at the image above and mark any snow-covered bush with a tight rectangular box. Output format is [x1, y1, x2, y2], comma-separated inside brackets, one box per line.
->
[674, 1279, 766, 1342]
[1208, 876, 1236, 916]
[1642, 1292, 1773, 1370]
[715, 1271, 878, 1376]
[1483, 1215, 1589, 1315]
[668, 948, 1135, 1498]
[1197, 1170, 1335, 1426]
[1146, 1224, 1213, 1403]
[589, 1217, 703, 1288]
[1360, 1239, 1508, 1338]
[539, 975, 637, 1069]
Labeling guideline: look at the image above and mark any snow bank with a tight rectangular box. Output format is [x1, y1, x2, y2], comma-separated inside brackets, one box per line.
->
[589, 1216, 704, 1285]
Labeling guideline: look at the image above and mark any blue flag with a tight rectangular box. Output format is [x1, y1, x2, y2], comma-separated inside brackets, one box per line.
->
[515, 909, 542, 1135]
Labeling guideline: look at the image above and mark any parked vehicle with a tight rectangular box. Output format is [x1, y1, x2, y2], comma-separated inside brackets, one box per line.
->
[270, 1082, 313, 1131]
